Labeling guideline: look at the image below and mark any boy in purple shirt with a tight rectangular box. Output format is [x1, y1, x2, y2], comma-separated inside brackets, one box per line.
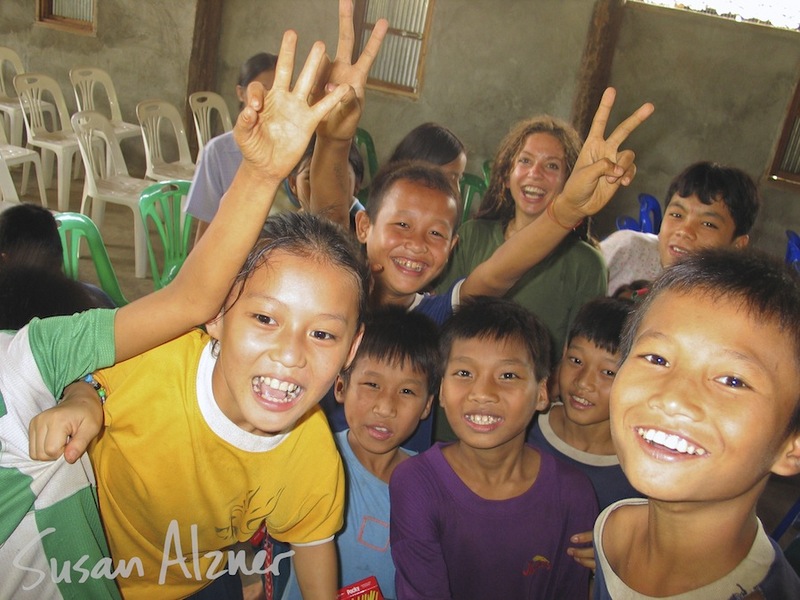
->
[390, 297, 597, 599]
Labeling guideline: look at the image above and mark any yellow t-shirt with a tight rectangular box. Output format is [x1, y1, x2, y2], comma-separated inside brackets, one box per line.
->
[89, 330, 344, 599]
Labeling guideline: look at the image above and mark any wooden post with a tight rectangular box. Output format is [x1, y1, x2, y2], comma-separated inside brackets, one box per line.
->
[186, 0, 224, 156]
[571, 0, 626, 140]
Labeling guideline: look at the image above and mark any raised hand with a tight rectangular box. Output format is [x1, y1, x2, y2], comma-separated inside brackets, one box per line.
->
[554, 88, 654, 225]
[315, 0, 388, 141]
[233, 29, 351, 183]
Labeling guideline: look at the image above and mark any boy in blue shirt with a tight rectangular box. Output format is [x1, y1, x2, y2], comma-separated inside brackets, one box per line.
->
[595, 248, 800, 598]
[282, 308, 440, 599]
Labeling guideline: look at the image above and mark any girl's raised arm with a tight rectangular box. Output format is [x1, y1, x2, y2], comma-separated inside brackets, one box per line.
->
[113, 31, 351, 362]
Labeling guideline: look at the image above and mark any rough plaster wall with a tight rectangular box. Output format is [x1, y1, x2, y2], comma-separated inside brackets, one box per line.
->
[0, 0, 197, 175]
[216, 0, 595, 177]
[604, 2, 800, 257]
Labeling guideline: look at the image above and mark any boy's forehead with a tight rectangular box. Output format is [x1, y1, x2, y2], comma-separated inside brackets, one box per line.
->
[352, 352, 429, 381]
[568, 334, 620, 360]
[383, 179, 459, 228]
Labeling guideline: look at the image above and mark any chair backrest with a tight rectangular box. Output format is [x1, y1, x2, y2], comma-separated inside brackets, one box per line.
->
[70, 66, 125, 124]
[136, 99, 194, 175]
[354, 127, 379, 203]
[638, 193, 662, 234]
[0, 46, 24, 100]
[616, 215, 640, 232]
[139, 179, 193, 290]
[188, 91, 233, 155]
[459, 172, 486, 224]
[482, 159, 492, 188]
[54, 212, 128, 306]
[71, 111, 130, 197]
[13, 72, 72, 136]
[786, 230, 800, 272]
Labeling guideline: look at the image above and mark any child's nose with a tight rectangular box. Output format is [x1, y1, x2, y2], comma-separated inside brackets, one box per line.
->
[269, 328, 306, 368]
[646, 375, 704, 421]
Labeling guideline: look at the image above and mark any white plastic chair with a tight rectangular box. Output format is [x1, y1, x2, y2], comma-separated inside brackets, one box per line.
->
[188, 91, 232, 159]
[0, 154, 20, 203]
[71, 110, 152, 278]
[136, 99, 195, 182]
[0, 46, 57, 148]
[0, 115, 48, 207]
[13, 72, 81, 212]
[69, 66, 141, 145]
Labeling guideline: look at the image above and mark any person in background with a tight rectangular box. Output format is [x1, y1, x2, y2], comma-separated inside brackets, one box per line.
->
[0, 203, 115, 307]
[600, 161, 760, 297]
[436, 114, 608, 362]
[185, 51, 279, 244]
[388, 122, 467, 186]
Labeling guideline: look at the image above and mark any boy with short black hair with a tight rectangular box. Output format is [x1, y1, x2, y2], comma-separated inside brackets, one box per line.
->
[528, 296, 639, 510]
[602, 161, 761, 296]
[281, 308, 440, 599]
[390, 297, 598, 598]
[595, 248, 800, 598]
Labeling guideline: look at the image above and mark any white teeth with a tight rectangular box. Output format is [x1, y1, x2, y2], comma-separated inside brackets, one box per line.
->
[572, 395, 591, 407]
[522, 185, 545, 197]
[393, 257, 424, 272]
[637, 427, 706, 456]
[252, 376, 300, 403]
[466, 414, 501, 426]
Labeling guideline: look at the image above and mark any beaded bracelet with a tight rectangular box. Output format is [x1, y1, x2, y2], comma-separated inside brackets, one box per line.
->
[82, 373, 107, 405]
[546, 200, 584, 230]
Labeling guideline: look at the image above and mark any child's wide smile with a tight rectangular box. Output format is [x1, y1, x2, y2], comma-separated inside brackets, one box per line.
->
[612, 290, 799, 502]
[251, 375, 303, 410]
[207, 249, 362, 436]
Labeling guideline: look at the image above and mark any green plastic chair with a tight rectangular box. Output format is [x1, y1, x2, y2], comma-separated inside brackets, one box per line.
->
[138, 180, 193, 290]
[55, 212, 129, 306]
[459, 172, 487, 223]
[482, 159, 492, 187]
[355, 127, 379, 204]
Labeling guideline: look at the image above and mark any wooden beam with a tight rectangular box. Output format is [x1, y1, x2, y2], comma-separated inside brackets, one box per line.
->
[571, 0, 626, 140]
[186, 0, 224, 155]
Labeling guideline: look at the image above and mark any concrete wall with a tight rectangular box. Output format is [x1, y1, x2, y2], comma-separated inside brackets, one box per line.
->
[2, 0, 799, 257]
[604, 2, 800, 257]
[0, 0, 197, 176]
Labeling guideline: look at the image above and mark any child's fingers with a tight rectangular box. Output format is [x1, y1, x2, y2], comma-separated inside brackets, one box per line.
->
[273, 30, 299, 91]
[585, 87, 617, 142]
[29, 418, 67, 461]
[293, 40, 329, 101]
[605, 101, 655, 150]
[570, 530, 594, 545]
[334, 0, 356, 61]
[64, 429, 94, 464]
[310, 83, 352, 122]
[355, 18, 388, 74]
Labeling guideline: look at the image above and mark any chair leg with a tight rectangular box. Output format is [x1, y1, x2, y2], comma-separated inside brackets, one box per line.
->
[90, 197, 107, 231]
[56, 151, 75, 212]
[133, 209, 148, 279]
[32, 156, 48, 209]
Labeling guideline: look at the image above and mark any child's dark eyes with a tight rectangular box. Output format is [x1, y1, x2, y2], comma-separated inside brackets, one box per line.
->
[641, 353, 669, 367]
[453, 369, 471, 378]
[254, 314, 276, 326]
[601, 369, 617, 378]
[311, 330, 335, 341]
[567, 356, 583, 366]
[399, 388, 418, 396]
[716, 375, 749, 389]
[701, 221, 719, 230]
[499, 372, 520, 380]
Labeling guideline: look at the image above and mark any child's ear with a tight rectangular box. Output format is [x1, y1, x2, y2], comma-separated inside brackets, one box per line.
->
[534, 379, 549, 412]
[448, 233, 459, 256]
[420, 394, 434, 420]
[333, 375, 346, 405]
[205, 310, 224, 338]
[343, 325, 365, 370]
[771, 433, 800, 477]
[732, 234, 750, 250]
[354, 210, 371, 244]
